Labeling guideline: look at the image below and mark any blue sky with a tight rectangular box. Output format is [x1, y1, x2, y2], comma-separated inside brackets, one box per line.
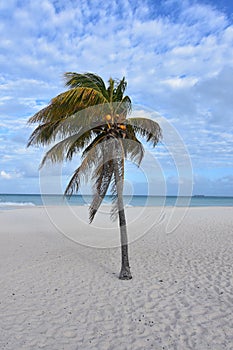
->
[0, 0, 233, 196]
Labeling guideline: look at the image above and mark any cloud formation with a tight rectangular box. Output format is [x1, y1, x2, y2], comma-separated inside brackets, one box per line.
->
[0, 0, 233, 195]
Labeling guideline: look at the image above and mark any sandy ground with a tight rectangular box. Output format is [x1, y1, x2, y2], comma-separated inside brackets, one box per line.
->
[0, 206, 233, 350]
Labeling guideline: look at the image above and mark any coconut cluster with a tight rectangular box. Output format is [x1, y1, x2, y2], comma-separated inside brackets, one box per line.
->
[104, 114, 126, 129]
[103, 114, 127, 137]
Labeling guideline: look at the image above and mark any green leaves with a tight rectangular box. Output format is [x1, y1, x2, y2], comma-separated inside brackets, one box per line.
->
[28, 88, 108, 126]
[64, 72, 108, 98]
[27, 120, 61, 147]
[113, 77, 127, 101]
[27, 71, 162, 223]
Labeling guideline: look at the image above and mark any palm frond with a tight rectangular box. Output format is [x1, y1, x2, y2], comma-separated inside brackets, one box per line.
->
[114, 96, 132, 119]
[113, 77, 127, 101]
[122, 137, 144, 166]
[89, 159, 114, 223]
[81, 132, 106, 159]
[66, 129, 98, 161]
[28, 88, 108, 125]
[27, 113, 82, 147]
[64, 139, 107, 197]
[27, 120, 61, 147]
[64, 72, 108, 98]
[111, 157, 125, 221]
[40, 129, 96, 168]
[109, 140, 125, 221]
[45, 109, 101, 140]
[127, 117, 162, 146]
[107, 78, 115, 103]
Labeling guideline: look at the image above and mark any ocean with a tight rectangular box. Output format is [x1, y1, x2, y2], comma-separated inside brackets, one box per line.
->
[0, 194, 232, 210]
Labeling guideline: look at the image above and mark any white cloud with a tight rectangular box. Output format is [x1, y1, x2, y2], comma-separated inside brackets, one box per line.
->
[162, 76, 198, 88]
[0, 170, 12, 179]
[0, 0, 233, 195]
[0, 170, 23, 180]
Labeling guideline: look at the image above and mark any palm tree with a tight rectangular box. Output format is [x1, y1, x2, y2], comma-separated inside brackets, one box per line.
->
[27, 72, 162, 280]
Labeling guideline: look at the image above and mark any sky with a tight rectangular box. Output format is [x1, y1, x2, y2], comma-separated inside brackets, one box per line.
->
[0, 0, 233, 196]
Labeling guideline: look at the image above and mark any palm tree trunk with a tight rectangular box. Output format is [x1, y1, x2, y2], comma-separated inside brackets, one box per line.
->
[113, 157, 132, 280]
[118, 202, 132, 280]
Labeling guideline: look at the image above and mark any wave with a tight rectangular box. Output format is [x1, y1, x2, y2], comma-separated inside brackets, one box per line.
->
[0, 201, 36, 207]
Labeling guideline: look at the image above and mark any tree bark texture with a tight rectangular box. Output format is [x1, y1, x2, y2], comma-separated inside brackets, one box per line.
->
[113, 150, 132, 280]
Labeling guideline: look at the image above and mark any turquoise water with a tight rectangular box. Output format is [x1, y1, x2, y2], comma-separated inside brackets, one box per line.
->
[0, 194, 232, 210]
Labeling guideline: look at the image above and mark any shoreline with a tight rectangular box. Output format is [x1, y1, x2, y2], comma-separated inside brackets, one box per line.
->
[1, 194, 233, 211]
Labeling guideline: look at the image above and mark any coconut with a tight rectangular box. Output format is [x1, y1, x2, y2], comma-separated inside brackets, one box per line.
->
[105, 114, 112, 121]
[119, 124, 126, 130]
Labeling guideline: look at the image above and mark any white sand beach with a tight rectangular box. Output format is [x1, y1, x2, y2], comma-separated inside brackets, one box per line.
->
[0, 206, 233, 350]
